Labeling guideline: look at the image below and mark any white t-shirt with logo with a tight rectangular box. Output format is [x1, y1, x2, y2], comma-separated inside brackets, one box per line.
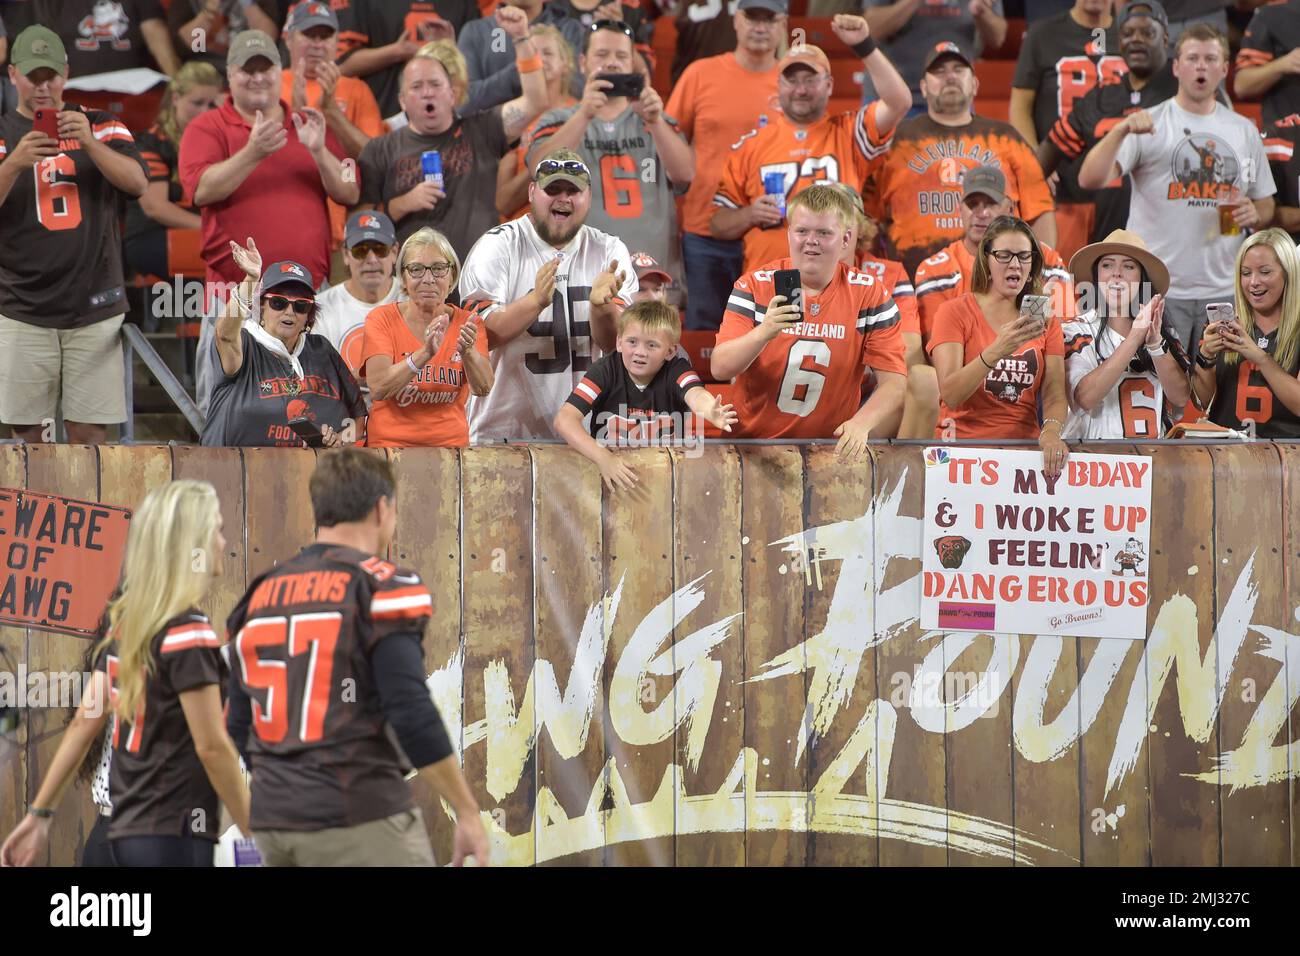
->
[1115, 98, 1275, 299]
[313, 277, 401, 382]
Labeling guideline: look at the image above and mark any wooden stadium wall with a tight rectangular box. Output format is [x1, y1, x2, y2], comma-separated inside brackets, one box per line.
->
[0, 442, 1297, 867]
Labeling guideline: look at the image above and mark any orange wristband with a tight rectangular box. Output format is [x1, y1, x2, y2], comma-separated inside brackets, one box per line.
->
[517, 54, 543, 73]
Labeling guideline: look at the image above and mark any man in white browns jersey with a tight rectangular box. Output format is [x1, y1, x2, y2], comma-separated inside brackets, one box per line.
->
[460, 149, 637, 441]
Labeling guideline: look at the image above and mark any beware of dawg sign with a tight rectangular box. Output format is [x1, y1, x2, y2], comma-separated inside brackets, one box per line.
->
[0, 488, 130, 636]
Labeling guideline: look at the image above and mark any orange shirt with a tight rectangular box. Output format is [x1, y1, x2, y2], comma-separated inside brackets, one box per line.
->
[914, 239, 1076, 341]
[856, 253, 919, 338]
[717, 259, 907, 439]
[664, 52, 780, 237]
[280, 70, 386, 248]
[715, 101, 895, 273]
[927, 293, 1065, 440]
[360, 302, 489, 447]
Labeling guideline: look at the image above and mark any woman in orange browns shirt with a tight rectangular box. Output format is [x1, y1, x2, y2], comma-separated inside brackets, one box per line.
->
[928, 216, 1071, 479]
[361, 227, 493, 447]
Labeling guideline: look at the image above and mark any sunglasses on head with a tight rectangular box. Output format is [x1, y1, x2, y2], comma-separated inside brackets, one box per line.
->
[349, 242, 392, 259]
[535, 158, 590, 180]
[589, 18, 634, 37]
[264, 294, 314, 315]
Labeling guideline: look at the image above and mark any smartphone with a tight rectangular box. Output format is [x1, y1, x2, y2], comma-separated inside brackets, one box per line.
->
[601, 73, 646, 99]
[773, 269, 802, 317]
[33, 108, 59, 140]
[288, 416, 325, 448]
[1020, 294, 1051, 330]
[1205, 301, 1235, 334]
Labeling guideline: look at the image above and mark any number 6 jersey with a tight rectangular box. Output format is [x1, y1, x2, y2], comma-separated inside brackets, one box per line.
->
[717, 258, 907, 439]
[459, 214, 637, 441]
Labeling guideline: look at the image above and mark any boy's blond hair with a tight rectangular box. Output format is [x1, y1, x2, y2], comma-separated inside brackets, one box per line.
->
[787, 182, 857, 231]
[617, 299, 681, 343]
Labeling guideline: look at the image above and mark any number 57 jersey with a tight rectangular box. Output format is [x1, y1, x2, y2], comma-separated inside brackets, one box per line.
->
[460, 215, 638, 441]
[718, 259, 907, 439]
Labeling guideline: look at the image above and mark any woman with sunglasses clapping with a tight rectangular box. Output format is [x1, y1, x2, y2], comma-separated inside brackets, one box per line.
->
[360, 227, 494, 447]
[201, 237, 367, 448]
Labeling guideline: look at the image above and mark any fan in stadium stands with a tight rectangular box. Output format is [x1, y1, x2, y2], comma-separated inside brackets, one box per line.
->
[0, 27, 148, 446]
[458, 151, 636, 441]
[494, 23, 581, 220]
[168, 0, 279, 78]
[1078, 24, 1276, 359]
[664, 0, 783, 332]
[336, 0, 474, 119]
[6, 0, 181, 77]
[550, 0, 656, 49]
[527, 18, 693, 300]
[226, 450, 489, 867]
[358, 35, 547, 261]
[201, 238, 366, 447]
[1191, 228, 1300, 439]
[711, 15, 911, 277]
[315, 210, 402, 390]
[867, 40, 1057, 278]
[1010, 0, 1122, 260]
[710, 183, 906, 458]
[1060, 230, 1191, 439]
[124, 62, 220, 303]
[1263, 114, 1300, 243]
[861, 0, 1007, 116]
[360, 227, 494, 448]
[630, 251, 673, 302]
[458, 0, 585, 115]
[927, 215, 1071, 478]
[914, 165, 1075, 341]
[181, 30, 359, 416]
[555, 299, 737, 492]
[1233, 0, 1300, 127]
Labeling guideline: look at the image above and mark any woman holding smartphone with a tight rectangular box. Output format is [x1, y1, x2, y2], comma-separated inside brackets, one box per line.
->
[928, 216, 1071, 477]
[1060, 230, 1190, 439]
[1192, 228, 1300, 438]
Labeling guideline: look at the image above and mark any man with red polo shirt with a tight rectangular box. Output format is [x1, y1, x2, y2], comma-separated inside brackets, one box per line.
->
[180, 30, 359, 414]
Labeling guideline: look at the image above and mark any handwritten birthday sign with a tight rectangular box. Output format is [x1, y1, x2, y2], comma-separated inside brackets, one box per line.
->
[921, 448, 1154, 640]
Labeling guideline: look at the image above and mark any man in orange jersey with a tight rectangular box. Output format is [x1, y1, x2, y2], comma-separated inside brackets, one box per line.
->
[913, 165, 1075, 339]
[711, 183, 906, 458]
[867, 41, 1057, 277]
[666, 0, 785, 331]
[710, 14, 911, 275]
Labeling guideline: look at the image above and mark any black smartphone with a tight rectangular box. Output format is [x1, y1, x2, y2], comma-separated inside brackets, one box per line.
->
[33, 107, 59, 140]
[288, 416, 325, 448]
[601, 73, 646, 99]
[773, 269, 802, 316]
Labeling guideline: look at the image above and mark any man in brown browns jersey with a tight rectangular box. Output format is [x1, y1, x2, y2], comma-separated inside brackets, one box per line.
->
[226, 448, 488, 866]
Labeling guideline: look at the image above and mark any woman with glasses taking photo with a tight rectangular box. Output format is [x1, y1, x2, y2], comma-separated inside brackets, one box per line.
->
[928, 215, 1071, 478]
[201, 237, 367, 448]
[360, 227, 494, 447]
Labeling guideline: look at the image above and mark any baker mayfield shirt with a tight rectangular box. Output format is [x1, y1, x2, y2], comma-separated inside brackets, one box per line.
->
[1114, 98, 1275, 298]
[97, 611, 225, 841]
[927, 292, 1065, 439]
[566, 351, 704, 442]
[200, 329, 366, 447]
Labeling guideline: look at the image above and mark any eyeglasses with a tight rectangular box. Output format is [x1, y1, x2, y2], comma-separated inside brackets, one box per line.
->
[264, 294, 314, 314]
[349, 242, 392, 259]
[404, 262, 452, 280]
[988, 250, 1034, 264]
[535, 158, 590, 180]
[589, 19, 634, 37]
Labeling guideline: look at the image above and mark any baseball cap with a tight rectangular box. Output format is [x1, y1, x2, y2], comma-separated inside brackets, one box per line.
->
[923, 41, 973, 73]
[11, 26, 68, 77]
[779, 44, 831, 76]
[285, 1, 340, 33]
[345, 211, 397, 248]
[228, 30, 283, 70]
[961, 166, 1008, 204]
[535, 149, 591, 190]
[630, 252, 672, 284]
[737, 0, 789, 13]
[263, 260, 316, 293]
[1118, 0, 1170, 32]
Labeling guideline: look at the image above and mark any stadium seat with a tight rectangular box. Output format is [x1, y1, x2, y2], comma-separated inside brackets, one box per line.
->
[974, 59, 1017, 97]
[1234, 100, 1263, 130]
[679, 330, 721, 384]
[786, 17, 837, 49]
[651, 15, 676, 97]
[972, 97, 1010, 122]
[701, 383, 735, 437]
[69, 87, 165, 135]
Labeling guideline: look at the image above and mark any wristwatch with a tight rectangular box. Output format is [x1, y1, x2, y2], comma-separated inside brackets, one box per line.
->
[1195, 350, 1216, 369]
[30, 807, 54, 819]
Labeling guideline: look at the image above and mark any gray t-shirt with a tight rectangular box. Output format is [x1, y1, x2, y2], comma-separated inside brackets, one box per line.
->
[1115, 98, 1276, 299]
[527, 105, 686, 288]
[862, 0, 1004, 108]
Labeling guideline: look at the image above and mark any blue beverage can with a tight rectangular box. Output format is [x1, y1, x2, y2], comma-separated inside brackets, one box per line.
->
[421, 150, 444, 190]
[763, 171, 786, 217]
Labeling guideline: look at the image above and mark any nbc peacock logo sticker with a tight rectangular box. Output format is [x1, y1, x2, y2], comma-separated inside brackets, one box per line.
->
[924, 447, 950, 467]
